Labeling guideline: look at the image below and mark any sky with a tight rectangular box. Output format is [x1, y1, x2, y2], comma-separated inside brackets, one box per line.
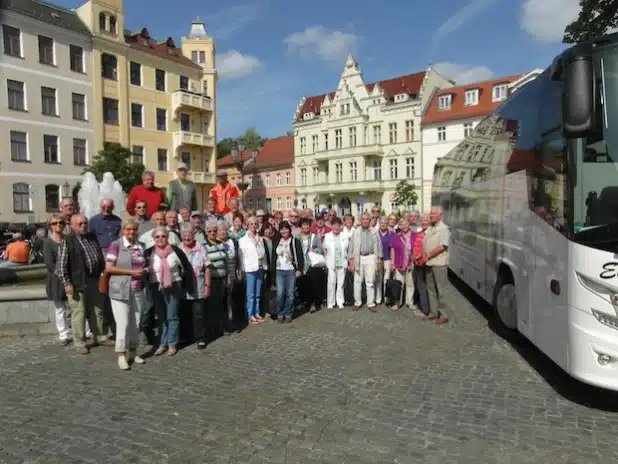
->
[54, 0, 582, 139]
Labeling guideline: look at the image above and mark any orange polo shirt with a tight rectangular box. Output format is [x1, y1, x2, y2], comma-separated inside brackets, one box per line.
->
[5, 241, 30, 263]
[209, 183, 240, 214]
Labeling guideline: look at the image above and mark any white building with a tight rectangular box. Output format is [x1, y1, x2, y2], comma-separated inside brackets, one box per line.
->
[292, 55, 452, 217]
[0, 0, 94, 223]
[420, 70, 543, 209]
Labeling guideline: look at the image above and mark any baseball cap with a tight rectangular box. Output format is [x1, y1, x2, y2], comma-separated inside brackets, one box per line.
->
[177, 163, 189, 171]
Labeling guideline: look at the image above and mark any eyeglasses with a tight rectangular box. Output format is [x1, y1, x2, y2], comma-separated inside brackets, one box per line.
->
[50, 221, 65, 226]
[76, 221, 87, 226]
[154, 235, 167, 239]
[135, 206, 146, 209]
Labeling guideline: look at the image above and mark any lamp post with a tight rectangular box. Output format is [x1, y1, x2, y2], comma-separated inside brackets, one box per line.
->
[231, 142, 259, 210]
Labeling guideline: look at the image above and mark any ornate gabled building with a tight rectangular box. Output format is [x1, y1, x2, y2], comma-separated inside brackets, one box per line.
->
[292, 55, 452, 217]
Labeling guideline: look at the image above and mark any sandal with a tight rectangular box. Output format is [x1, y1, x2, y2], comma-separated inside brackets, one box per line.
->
[249, 317, 259, 325]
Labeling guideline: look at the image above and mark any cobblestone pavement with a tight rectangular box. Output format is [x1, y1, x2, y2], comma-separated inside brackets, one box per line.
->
[2, 276, 618, 464]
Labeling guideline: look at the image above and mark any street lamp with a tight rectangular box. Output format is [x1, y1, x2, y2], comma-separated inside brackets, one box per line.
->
[231, 142, 254, 209]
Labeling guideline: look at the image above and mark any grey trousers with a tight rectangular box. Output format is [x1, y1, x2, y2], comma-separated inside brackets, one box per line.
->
[425, 265, 449, 319]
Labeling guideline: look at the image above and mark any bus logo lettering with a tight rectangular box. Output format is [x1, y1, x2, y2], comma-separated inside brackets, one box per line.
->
[600, 262, 618, 279]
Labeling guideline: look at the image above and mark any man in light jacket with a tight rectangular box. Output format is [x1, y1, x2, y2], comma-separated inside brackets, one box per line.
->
[347, 213, 382, 311]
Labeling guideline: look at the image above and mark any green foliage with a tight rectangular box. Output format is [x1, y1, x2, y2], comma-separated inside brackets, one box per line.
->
[216, 127, 268, 158]
[393, 180, 418, 208]
[563, 0, 618, 43]
[85, 142, 145, 193]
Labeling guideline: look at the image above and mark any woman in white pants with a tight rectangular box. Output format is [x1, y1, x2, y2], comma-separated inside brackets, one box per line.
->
[322, 218, 348, 309]
[105, 219, 148, 370]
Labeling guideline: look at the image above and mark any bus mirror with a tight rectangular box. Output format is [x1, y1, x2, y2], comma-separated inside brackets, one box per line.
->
[563, 55, 595, 138]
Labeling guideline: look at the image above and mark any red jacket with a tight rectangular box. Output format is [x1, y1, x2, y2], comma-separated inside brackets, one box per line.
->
[310, 224, 332, 243]
[126, 185, 165, 219]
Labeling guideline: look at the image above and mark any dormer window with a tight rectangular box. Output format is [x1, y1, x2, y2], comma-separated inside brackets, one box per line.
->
[438, 94, 452, 110]
[340, 103, 350, 115]
[492, 84, 508, 102]
[464, 89, 479, 106]
[394, 93, 408, 103]
[304, 112, 314, 120]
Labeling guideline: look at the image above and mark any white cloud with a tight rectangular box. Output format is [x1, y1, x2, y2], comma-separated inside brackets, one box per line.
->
[217, 51, 262, 79]
[205, 4, 261, 40]
[433, 0, 497, 43]
[521, 0, 580, 42]
[283, 26, 360, 63]
[433, 62, 496, 85]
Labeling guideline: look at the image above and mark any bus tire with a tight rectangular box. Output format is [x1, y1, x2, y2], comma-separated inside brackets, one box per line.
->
[493, 275, 518, 333]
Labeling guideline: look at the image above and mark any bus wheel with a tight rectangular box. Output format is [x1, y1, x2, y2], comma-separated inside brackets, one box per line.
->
[494, 278, 518, 332]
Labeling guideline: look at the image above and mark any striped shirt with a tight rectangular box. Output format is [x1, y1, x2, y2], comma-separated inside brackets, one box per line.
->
[203, 239, 228, 279]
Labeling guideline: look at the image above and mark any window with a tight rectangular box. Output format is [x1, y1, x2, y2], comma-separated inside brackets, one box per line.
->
[3, 25, 21, 57]
[38, 35, 54, 65]
[437, 126, 446, 141]
[405, 120, 414, 142]
[199, 51, 205, 63]
[324, 133, 328, 151]
[349, 161, 357, 182]
[41, 87, 57, 116]
[285, 172, 290, 185]
[13, 183, 31, 213]
[130, 62, 141, 86]
[335, 163, 343, 182]
[464, 123, 473, 138]
[156, 108, 167, 131]
[180, 113, 190, 131]
[492, 84, 508, 102]
[312, 135, 318, 152]
[72, 93, 86, 120]
[109, 16, 117, 34]
[43, 135, 59, 163]
[70, 45, 84, 72]
[181, 152, 192, 169]
[405, 157, 415, 179]
[74, 138, 87, 165]
[391, 202, 397, 213]
[7, 80, 25, 110]
[349, 127, 357, 147]
[191, 51, 198, 63]
[389, 159, 398, 179]
[203, 80, 208, 96]
[286, 197, 291, 209]
[276, 173, 282, 186]
[340, 103, 350, 115]
[10, 131, 27, 161]
[373, 160, 381, 180]
[313, 167, 319, 184]
[389, 123, 397, 144]
[103, 98, 118, 125]
[131, 103, 143, 127]
[438, 94, 451, 110]
[99, 12, 106, 31]
[180, 76, 189, 90]
[45, 185, 60, 212]
[300, 168, 307, 185]
[155, 69, 166, 91]
[261, 174, 268, 187]
[277, 197, 282, 209]
[101, 53, 117, 80]
[464, 89, 478, 106]
[300, 198, 307, 209]
[335, 129, 342, 149]
[373, 125, 381, 144]
[157, 149, 168, 171]
[300, 137, 306, 154]
[131, 145, 143, 165]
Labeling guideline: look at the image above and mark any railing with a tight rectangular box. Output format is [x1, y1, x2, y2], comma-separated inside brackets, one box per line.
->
[172, 89, 213, 113]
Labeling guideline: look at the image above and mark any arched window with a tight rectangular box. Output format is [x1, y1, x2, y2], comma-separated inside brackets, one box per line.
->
[109, 15, 117, 34]
[99, 12, 106, 31]
[45, 184, 60, 212]
[13, 183, 31, 213]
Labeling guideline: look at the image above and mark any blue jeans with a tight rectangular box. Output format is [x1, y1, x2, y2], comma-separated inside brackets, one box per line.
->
[276, 269, 296, 317]
[245, 269, 263, 318]
[152, 281, 182, 347]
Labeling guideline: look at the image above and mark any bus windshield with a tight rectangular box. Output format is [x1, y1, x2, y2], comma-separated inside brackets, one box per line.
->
[572, 45, 618, 250]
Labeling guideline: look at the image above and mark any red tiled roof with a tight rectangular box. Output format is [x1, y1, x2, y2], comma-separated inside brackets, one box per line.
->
[125, 29, 201, 70]
[217, 136, 294, 170]
[296, 71, 426, 121]
[423, 75, 521, 126]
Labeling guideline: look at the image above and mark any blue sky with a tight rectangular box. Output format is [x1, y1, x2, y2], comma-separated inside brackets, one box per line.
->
[55, 0, 580, 139]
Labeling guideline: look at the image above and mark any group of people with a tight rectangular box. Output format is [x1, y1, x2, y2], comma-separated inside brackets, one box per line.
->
[41, 169, 451, 371]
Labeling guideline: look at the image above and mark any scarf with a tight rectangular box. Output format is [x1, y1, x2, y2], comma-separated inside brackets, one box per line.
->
[154, 244, 174, 289]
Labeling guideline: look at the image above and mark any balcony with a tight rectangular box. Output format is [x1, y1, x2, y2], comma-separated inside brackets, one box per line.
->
[190, 171, 215, 184]
[172, 89, 213, 114]
[296, 180, 384, 195]
[173, 131, 215, 150]
[313, 143, 384, 161]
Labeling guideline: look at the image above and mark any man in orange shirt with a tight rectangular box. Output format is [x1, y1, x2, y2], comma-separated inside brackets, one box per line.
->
[0, 233, 30, 267]
[209, 170, 240, 215]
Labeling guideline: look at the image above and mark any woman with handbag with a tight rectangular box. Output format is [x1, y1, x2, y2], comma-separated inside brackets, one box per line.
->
[297, 217, 325, 314]
[271, 222, 304, 323]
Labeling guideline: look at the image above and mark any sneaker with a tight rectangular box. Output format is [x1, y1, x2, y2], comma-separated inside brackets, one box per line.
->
[154, 346, 167, 356]
[167, 347, 178, 356]
[309, 305, 317, 313]
[197, 342, 207, 350]
[60, 338, 72, 346]
[117, 355, 130, 370]
[132, 355, 146, 364]
[284, 316, 293, 323]
[327, 306, 334, 310]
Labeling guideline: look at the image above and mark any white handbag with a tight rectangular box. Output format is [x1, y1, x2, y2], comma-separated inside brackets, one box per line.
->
[307, 234, 326, 267]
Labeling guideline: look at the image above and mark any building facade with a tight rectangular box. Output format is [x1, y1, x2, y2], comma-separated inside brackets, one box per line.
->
[75, 0, 217, 208]
[0, 0, 95, 223]
[217, 136, 295, 213]
[421, 70, 543, 210]
[292, 56, 452, 217]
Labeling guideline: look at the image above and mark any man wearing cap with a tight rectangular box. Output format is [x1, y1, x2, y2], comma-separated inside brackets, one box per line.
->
[209, 170, 240, 215]
[166, 163, 197, 212]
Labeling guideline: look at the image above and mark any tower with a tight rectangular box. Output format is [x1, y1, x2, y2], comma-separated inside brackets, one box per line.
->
[75, 0, 125, 42]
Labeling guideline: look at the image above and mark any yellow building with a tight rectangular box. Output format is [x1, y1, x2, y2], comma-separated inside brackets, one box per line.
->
[75, 0, 217, 207]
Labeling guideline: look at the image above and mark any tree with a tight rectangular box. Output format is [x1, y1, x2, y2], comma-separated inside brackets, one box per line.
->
[563, 0, 618, 43]
[393, 180, 418, 208]
[216, 127, 268, 158]
[86, 142, 144, 193]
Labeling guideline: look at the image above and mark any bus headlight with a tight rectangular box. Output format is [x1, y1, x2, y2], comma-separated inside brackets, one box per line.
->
[598, 354, 612, 366]
[592, 309, 618, 330]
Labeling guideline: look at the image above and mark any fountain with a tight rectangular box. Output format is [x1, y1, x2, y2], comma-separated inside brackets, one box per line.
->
[78, 172, 127, 219]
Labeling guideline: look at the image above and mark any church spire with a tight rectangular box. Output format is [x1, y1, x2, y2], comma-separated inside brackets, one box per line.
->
[188, 16, 208, 38]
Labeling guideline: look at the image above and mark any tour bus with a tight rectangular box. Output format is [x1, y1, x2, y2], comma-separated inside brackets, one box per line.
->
[431, 32, 618, 390]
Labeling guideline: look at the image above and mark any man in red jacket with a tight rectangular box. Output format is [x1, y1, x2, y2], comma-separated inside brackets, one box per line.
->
[126, 171, 165, 219]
